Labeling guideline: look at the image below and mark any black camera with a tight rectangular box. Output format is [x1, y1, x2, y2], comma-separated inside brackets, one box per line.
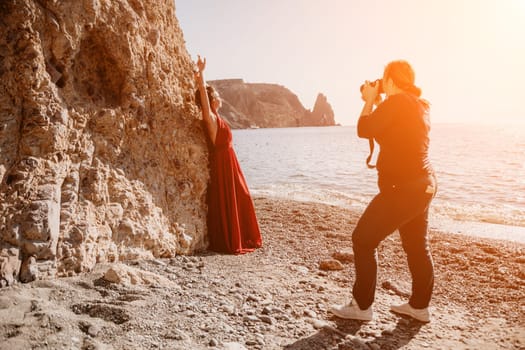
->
[360, 79, 383, 94]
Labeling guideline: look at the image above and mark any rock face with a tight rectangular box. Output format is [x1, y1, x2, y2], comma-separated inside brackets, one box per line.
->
[307, 93, 336, 127]
[0, 0, 209, 286]
[209, 79, 336, 129]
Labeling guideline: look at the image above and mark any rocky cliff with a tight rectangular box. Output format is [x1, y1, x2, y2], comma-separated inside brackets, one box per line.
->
[0, 0, 209, 286]
[209, 79, 336, 129]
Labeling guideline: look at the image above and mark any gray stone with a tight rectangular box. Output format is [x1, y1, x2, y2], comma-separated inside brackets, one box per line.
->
[243, 315, 260, 323]
[259, 315, 274, 325]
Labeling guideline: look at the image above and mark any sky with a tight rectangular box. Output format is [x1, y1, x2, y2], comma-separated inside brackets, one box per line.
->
[175, 0, 525, 126]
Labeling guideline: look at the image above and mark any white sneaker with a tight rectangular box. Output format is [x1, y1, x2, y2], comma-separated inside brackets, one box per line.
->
[390, 303, 430, 323]
[329, 298, 373, 321]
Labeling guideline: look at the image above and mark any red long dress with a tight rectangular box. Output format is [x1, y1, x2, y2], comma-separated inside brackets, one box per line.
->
[206, 116, 263, 254]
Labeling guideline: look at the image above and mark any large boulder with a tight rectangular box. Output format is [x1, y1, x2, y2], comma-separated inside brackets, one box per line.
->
[0, 0, 209, 286]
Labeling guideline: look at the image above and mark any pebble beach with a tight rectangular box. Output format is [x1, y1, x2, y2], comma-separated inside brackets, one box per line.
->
[0, 196, 523, 349]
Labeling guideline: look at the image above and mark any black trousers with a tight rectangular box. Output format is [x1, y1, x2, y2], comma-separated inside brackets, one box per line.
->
[352, 178, 436, 309]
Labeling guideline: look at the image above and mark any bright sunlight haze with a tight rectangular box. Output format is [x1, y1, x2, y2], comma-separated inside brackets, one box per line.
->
[176, 0, 525, 126]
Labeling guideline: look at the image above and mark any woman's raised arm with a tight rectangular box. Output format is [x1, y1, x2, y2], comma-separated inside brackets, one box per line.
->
[194, 55, 217, 145]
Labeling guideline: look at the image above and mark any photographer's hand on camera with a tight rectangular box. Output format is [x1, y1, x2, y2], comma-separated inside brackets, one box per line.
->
[359, 81, 382, 119]
[360, 79, 383, 107]
[360, 80, 379, 103]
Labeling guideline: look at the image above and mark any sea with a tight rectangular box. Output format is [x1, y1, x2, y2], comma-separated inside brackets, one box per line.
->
[232, 123, 525, 244]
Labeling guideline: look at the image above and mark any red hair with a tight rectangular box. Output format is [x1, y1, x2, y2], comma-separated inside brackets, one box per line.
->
[384, 60, 422, 97]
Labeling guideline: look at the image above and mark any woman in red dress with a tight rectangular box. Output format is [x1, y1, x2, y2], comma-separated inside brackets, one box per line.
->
[194, 55, 262, 254]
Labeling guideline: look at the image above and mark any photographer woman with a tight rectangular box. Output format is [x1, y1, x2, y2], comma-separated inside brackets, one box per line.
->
[330, 60, 437, 322]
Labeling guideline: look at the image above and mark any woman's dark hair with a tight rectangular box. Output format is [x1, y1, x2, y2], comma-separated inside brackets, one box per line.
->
[194, 85, 218, 109]
[384, 60, 422, 97]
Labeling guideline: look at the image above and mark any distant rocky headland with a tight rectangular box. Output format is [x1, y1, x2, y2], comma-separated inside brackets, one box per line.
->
[209, 79, 336, 129]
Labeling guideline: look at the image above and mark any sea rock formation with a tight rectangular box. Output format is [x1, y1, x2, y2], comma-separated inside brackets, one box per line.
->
[307, 93, 336, 127]
[0, 0, 209, 286]
[209, 79, 336, 129]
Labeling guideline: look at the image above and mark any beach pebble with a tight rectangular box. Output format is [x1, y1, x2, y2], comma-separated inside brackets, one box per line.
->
[87, 324, 101, 337]
[259, 315, 274, 325]
[310, 319, 330, 329]
[150, 259, 166, 266]
[381, 280, 410, 297]
[243, 315, 260, 323]
[346, 335, 368, 348]
[303, 309, 317, 318]
[221, 304, 235, 315]
[253, 333, 265, 343]
[261, 298, 273, 305]
[261, 306, 273, 315]
[164, 329, 189, 341]
[319, 259, 344, 271]
[292, 265, 309, 274]
[332, 250, 354, 263]
[277, 314, 292, 321]
[246, 294, 260, 302]
[223, 342, 248, 350]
